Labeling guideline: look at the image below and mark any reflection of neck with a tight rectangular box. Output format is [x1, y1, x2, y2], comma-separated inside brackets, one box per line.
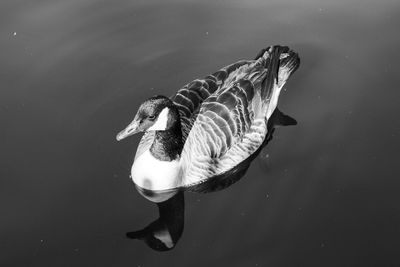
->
[150, 122, 183, 161]
[126, 191, 185, 251]
[157, 191, 185, 243]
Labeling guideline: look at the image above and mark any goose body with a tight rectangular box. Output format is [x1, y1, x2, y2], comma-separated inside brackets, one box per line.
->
[117, 45, 300, 191]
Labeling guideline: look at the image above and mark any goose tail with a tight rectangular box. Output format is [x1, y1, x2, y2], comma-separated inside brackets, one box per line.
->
[255, 45, 300, 118]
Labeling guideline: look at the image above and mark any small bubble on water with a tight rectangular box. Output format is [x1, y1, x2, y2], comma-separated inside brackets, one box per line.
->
[13, 32, 17, 36]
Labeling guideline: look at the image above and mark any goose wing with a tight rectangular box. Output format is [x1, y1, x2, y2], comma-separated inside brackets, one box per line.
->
[171, 60, 254, 139]
[181, 45, 300, 185]
[191, 79, 258, 157]
[180, 75, 264, 185]
[181, 76, 260, 160]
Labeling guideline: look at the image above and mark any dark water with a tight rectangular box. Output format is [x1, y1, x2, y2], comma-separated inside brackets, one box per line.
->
[1, 0, 400, 266]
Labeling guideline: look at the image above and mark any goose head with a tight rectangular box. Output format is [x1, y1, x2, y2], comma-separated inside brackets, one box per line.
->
[116, 95, 180, 141]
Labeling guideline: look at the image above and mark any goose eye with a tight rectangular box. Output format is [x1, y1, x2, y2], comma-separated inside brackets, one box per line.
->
[148, 115, 156, 120]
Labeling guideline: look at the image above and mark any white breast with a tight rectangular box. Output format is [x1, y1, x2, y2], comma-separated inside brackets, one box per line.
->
[131, 150, 182, 190]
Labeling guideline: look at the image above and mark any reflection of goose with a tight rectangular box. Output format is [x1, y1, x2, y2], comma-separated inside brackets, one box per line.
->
[126, 191, 184, 251]
[127, 109, 296, 251]
[116, 45, 300, 192]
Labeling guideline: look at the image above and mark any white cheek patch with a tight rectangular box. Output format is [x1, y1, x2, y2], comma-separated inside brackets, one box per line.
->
[148, 107, 169, 131]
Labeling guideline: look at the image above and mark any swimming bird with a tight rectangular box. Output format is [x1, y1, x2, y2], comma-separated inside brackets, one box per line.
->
[116, 45, 300, 191]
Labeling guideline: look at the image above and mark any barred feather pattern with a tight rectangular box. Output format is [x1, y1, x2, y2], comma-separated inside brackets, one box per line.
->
[180, 46, 300, 186]
[171, 60, 254, 140]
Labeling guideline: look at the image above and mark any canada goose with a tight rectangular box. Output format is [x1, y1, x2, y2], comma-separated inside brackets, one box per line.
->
[117, 45, 300, 191]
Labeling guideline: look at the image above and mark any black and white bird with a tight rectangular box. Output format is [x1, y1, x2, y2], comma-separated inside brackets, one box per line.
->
[116, 45, 300, 191]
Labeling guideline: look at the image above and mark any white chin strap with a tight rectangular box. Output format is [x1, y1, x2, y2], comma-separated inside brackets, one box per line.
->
[147, 107, 169, 131]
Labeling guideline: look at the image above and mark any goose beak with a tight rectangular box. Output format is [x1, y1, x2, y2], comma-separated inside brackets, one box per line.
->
[116, 120, 140, 141]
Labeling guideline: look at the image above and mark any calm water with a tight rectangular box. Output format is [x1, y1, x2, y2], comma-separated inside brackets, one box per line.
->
[1, 0, 400, 266]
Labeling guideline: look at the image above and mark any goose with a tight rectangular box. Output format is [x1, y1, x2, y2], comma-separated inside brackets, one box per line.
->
[116, 45, 300, 192]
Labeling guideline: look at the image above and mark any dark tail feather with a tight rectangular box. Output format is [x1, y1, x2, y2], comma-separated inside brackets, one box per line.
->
[256, 45, 300, 99]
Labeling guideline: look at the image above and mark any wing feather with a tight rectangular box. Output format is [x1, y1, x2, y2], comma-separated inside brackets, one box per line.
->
[183, 77, 258, 164]
[170, 60, 254, 141]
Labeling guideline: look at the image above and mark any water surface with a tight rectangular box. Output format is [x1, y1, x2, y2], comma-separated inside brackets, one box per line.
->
[1, 0, 400, 266]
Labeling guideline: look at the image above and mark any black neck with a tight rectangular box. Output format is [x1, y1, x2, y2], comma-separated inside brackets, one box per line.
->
[150, 121, 183, 161]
